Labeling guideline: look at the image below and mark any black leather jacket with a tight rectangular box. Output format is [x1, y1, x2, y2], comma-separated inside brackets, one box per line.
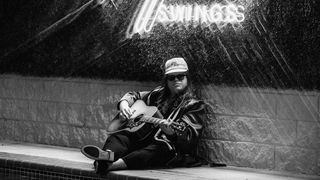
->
[118, 86, 208, 167]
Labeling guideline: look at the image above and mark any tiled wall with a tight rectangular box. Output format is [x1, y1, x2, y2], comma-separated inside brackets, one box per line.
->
[0, 75, 155, 147]
[0, 75, 319, 175]
[198, 86, 320, 175]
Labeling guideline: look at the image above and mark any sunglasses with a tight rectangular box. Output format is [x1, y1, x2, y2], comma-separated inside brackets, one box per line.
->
[166, 74, 186, 81]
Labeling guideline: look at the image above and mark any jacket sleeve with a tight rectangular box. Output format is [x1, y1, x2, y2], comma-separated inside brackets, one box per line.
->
[172, 101, 208, 153]
[117, 91, 150, 109]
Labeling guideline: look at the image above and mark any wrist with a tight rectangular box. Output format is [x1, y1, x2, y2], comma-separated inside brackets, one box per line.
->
[119, 100, 129, 109]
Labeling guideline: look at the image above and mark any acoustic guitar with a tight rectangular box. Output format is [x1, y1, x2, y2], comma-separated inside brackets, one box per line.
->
[107, 100, 185, 140]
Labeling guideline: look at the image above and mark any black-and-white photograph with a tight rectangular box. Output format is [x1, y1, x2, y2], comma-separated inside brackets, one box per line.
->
[0, 0, 319, 179]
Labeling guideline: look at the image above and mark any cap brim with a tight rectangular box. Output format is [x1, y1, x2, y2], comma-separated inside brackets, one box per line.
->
[165, 69, 188, 75]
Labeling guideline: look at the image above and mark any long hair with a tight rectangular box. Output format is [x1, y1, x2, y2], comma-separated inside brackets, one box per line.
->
[157, 72, 197, 112]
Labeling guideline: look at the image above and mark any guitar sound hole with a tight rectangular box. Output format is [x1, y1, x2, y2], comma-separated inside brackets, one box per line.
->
[128, 120, 142, 128]
[133, 114, 143, 123]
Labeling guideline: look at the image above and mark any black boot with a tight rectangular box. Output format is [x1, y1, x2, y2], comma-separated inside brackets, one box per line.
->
[94, 160, 111, 174]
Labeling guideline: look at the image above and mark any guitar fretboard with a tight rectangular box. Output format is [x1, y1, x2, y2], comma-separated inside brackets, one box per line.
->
[139, 116, 185, 132]
[140, 116, 167, 125]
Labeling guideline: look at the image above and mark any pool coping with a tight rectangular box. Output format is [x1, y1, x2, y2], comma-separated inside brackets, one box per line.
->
[0, 141, 319, 180]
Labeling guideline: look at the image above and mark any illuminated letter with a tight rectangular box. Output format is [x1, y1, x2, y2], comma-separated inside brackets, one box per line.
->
[208, 4, 223, 23]
[175, 5, 186, 23]
[126, 0, 164, 38]
[157, 3, 169, 22]
[133, 0, 162, 34]
[226, 4, 238, 23]
[193, 4, 209, 25]
[184, 4, 193, 23]
[236, 5, 245, 22]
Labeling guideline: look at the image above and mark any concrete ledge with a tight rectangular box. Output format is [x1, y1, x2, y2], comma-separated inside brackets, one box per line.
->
[0, 141, 319, 180]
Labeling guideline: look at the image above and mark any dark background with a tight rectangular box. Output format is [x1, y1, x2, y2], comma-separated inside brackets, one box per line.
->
[0, 0, 319, 90]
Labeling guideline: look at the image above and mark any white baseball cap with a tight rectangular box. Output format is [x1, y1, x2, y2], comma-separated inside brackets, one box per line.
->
[164, 57, 189, 75]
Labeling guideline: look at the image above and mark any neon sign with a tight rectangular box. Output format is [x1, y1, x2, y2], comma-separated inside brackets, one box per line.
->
[126, 0, 245, 38]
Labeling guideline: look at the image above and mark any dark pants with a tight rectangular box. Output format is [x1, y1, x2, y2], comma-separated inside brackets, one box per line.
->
[102, 132, 174, 169]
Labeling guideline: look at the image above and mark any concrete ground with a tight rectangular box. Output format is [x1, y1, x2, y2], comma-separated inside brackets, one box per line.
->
[0, 141, 319, 180]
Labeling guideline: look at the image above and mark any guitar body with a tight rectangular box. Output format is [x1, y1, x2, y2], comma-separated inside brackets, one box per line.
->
[107, 100, 162, 140]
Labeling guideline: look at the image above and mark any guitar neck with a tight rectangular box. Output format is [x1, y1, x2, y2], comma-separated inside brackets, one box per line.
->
[140, 116, 166, 125]
[140, 115, 186, 132]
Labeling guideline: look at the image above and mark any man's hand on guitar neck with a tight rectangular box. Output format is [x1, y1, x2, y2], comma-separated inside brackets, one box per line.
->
[119, 100, 133, 120]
